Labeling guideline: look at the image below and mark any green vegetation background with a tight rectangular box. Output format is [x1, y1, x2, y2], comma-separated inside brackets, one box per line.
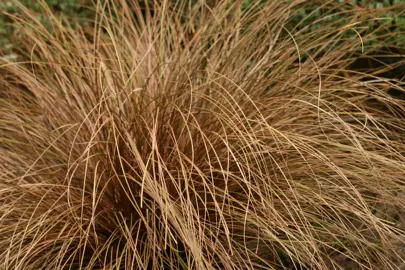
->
[1, 0, 404, 57]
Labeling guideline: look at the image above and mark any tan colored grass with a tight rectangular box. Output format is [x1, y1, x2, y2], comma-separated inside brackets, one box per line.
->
[1, 0, 405, 269]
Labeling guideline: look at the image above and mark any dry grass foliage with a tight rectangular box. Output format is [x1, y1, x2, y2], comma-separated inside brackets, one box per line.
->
[1, 0, 405, 269]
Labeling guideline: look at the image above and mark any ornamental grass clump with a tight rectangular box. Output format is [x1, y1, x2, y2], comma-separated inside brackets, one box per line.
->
[1, 0, 405, 269]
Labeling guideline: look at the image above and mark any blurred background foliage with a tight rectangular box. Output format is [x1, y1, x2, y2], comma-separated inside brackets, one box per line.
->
[0, 0, 93, 56]
[1, 0, 404, 78]
[1, 0, 404, 48]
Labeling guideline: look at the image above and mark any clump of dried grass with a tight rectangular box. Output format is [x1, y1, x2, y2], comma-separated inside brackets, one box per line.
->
[1, 0, 405, 269]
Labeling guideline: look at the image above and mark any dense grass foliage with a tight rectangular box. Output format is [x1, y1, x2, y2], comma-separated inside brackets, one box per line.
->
[1, 0, 405, 269]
